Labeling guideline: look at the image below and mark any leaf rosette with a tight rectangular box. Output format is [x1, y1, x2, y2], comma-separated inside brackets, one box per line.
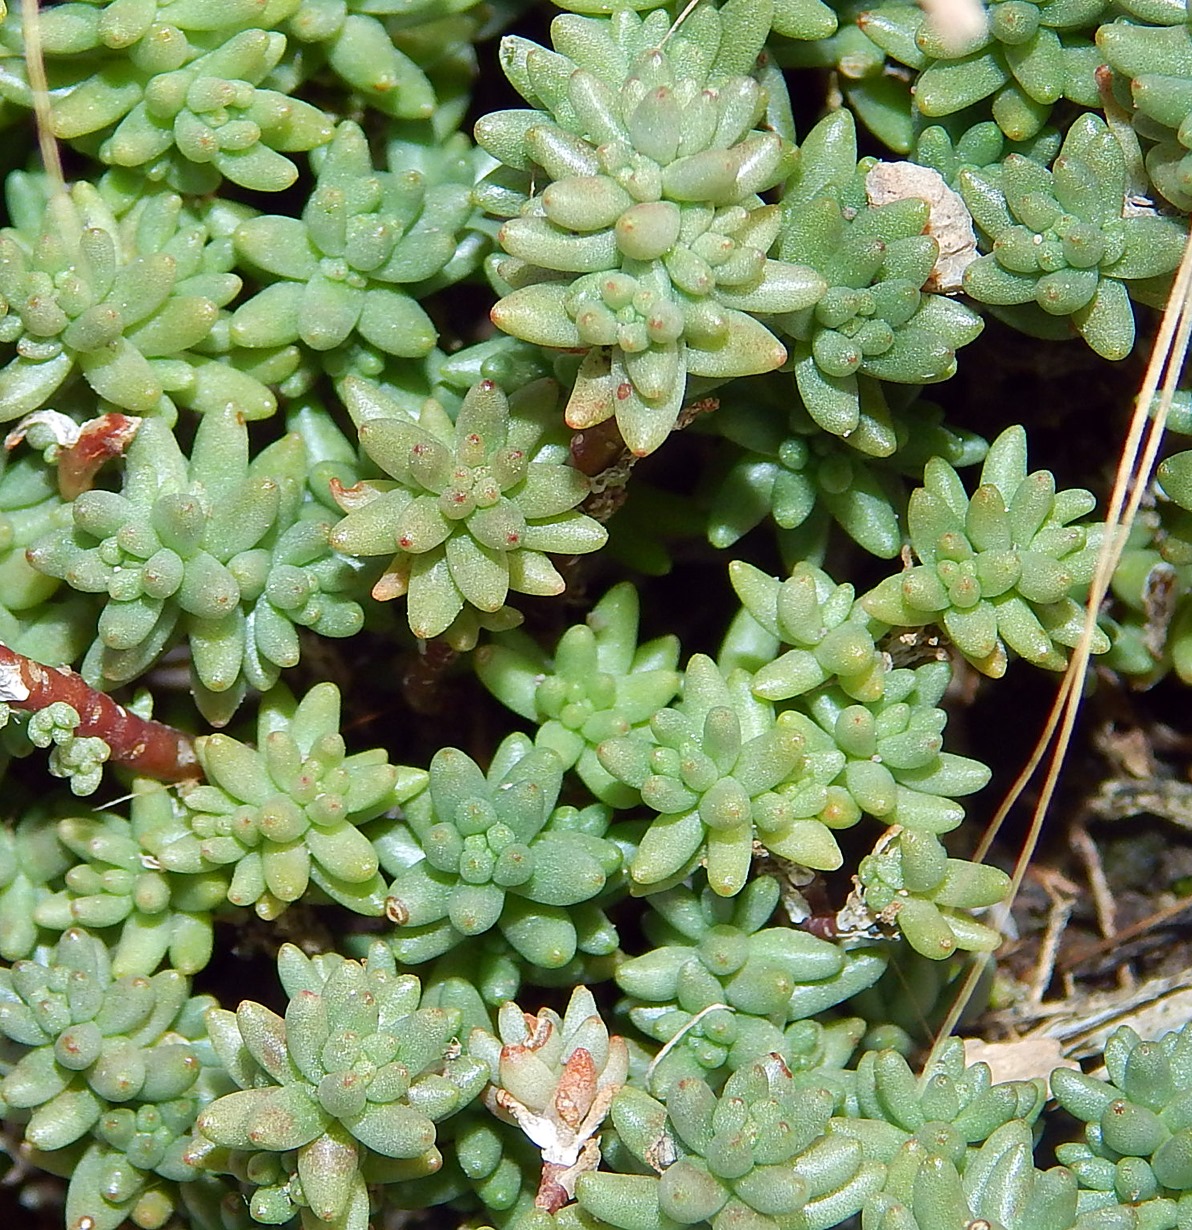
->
[230, 122, 476, 364]
[192, 942, 489, 1230]
[27, 410, 366, 724]
[0, 8, 334, 192]
[377, 733, 622, 968]
[149, 683, 422, 920]
[960, 114, 1189, 359]
[861, 425, 1107, 676]
[329, 377, 606, 646]
[0, 174, 250, 422]
[475, 582, 682, 807]
[772, 111, 984, 448]
[477, 4, 824, 455]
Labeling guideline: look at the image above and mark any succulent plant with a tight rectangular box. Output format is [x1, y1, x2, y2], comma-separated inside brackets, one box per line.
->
[282, 0, 473, 121]
[705, 380, 988, 560]
[1052, 1022, 1192, 1208]
[229, 121, 474, 364]
[192, 941, 490, 1229]
[906, 0, 1106, 141]
[26, 408, 365, 724]
[771, 110, 984, 449]
[0, 927, 203, 1155]
[2, 1, 1192, 1228]
[1, 9, 335, 192]
[855, 825, 1010, 958]
[0, 450, 77, 649]
[0, 174, 247, 420]
[32, 783, 226, 977]
[781, 658, 993, 835]
[841, 1038, 1046, 1152]
[18, 700, 111, 796]
[143, 682, 420, 920]
[861, 425, 1108, 676]
[0, 810, 71, 962]
[724, 560, 889, 702]
[476, 3, 827, 456]
[1097, 19, 1192, 212]
[475, 582, 682, 808]
[771, 0, 917, 154]
[328, 377, 607, 646]
[597, 652, 845, 896]
[911, 119, 1062, 189]
[960, 113, 1189, 359]
[615, 875, 886, 1093]
[578, 1054, 887, 1230]
[865, 1118, 1079, 1230]
[378, 733, 621, 967]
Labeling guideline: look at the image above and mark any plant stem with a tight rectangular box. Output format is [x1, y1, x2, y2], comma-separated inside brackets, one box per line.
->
[0, 645, 200, 781]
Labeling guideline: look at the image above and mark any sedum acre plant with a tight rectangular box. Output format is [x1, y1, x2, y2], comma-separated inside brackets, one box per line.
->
[0, 0, 1190, 1229]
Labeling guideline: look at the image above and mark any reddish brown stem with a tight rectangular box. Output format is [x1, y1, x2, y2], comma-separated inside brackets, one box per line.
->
[0, 645, 199, 782]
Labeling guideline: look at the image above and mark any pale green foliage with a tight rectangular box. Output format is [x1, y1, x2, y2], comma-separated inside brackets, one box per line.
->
[862, 425, 1107, 676]
[0, 1, 1189, 1229]
[156, 683, 421, 919]
[329, 377, 607, 645]
[0, 4, 334, 191]
[230, 121, 475, 362]
[0, 174, 249, 420]
[615, 875, 884, 1093]
[192, 941, 489, 1230]
[961, 114, 1189, 358]
[376, 733, 621, 968]
[478, 3, 822, 455]
[774, 110, 984, 447]
[27, 408, 365, 723]
[476, 582, 682, 806]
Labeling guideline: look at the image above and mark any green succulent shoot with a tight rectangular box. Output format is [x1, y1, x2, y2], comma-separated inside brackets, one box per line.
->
[0, 448, 78, 654]
[861, 424, 1107, 677]
[0, 927, 201, 1156]
[616, 875, 886, 1095]
[596, 653, 847, 897]
[911, 118, 1062, 190]
[475, 581, 682, 807]
[32, 785, 227, 979]
[772, 110, 984, 448]
[867, 1118, 1082, 1230]
[328, 377, 607, 647]
[725, 560, 889, 703]
[0, 174, 244, 421]
[1096, 19, 1192, 212]
[0, 809, 72, 963]
[230, 121, 474, 363]
[477, 3, 826, 456]
[283, 0, 458, 121]
[856, 825, 1009, 959]
[192, 941, 489, 1230]
[960, 113, 1189, 359]
[777, 659, 993, 836]
[378, 733, 622, 969]
[7, 6, 335, 192]
[706, 377, 988, 561]
[578, 1055, 886, 1230]
[147, 682, 423, 919]
[26, 408, 365, 725]
[1053, 1021, 1192, 1200]
[844, 1037, 1045, 1153]
[18, 700, 111, 797]
[911, 0, 1106, 141]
